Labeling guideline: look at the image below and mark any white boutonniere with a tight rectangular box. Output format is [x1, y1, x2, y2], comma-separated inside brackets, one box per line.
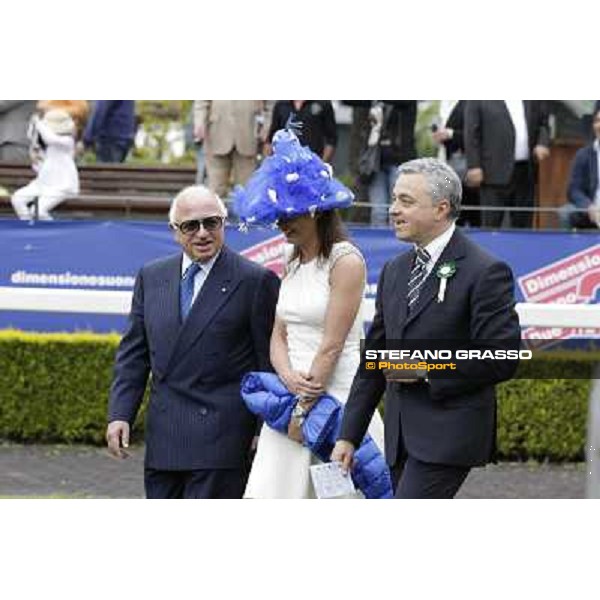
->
[436, 261, 457, 303]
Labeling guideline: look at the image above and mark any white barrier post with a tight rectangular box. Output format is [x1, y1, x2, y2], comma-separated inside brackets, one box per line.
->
[587, 365, 600, 498]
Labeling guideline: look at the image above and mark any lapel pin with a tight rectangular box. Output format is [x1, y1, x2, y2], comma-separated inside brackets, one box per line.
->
[435, 261, 457, 303]
[221, 287, 227, 293]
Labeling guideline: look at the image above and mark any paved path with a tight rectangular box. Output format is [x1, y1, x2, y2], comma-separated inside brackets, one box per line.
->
[0, 443, 588, 498]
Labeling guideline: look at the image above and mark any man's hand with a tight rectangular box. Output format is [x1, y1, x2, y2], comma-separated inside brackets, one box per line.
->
[193, 124, 204, 144]
[106, 420, 130, 459]
[533, 145, 550, 162]
[432, 127, 452, 145]
[382, 359, 426, 384]
[588, 205, 600, 227]
[331, 440, 355, 475]
[466, 168, 484, 188]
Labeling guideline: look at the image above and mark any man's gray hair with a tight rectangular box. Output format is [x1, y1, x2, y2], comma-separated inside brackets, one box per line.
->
[396, 158, 462, 219]
[168, 185, 228, 223]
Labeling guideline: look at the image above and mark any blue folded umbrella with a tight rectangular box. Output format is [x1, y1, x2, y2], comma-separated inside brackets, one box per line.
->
[241, 372, 393, 499]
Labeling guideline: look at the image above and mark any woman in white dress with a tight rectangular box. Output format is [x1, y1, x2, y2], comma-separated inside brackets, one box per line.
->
[233, 127, 385, 498]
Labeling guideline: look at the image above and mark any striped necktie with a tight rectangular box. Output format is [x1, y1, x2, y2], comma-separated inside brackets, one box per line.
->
[180, 262, 201, 321]
[407, 247, 431, 314]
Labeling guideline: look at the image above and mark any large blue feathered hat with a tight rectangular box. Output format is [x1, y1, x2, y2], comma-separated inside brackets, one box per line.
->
[232, 125, 354, 229]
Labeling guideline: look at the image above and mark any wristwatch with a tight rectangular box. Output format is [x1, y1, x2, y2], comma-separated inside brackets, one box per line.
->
[291, 403, 308, 423]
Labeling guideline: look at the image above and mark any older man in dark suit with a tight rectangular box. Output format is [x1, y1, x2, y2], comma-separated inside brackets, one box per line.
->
[332, 158, 521, 498]
[107, 185, 280, 498]
[464, 100, 550, 228]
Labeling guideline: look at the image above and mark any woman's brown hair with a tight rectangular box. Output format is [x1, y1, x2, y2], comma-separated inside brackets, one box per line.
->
[289, 209, 349, 266]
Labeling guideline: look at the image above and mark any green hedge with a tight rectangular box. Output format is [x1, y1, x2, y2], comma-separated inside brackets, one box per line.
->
[497, 361, 591, 461]
[0, 330, 146, 444]
[0, 331, 593, 460]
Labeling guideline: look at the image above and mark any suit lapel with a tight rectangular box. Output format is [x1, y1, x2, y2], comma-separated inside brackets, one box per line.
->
[168, 246, 240, 366]
[156, 255, 184, 368]
[498, 100, 515, 137]
[394, 251, 413, 335]
[403, 229, 467, 328]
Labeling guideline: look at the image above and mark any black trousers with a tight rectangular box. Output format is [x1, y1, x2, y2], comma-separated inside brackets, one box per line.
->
[144, 468, 249, 499]
[480, 161, 534, 228]
[391, 456, 470, 499]
[456, 184, 481, 228]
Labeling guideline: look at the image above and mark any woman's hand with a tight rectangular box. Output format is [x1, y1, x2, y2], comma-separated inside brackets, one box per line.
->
[280, 370, 324, 399]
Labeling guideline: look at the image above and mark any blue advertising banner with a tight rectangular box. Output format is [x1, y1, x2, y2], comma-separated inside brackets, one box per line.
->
[1, 219, 600, 334]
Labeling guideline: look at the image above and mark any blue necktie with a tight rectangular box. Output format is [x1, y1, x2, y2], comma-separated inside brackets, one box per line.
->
[180, 262, 201, 321]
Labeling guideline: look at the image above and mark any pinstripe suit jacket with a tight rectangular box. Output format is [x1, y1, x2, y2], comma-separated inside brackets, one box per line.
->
[108, 245, 280, 470]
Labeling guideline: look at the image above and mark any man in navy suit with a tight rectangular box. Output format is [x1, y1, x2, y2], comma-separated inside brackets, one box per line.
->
[332, 158, 521, 498]
[106, 185, 280, 498]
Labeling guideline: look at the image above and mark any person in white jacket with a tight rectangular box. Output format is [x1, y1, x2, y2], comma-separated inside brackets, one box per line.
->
[11, 109, 79, 221]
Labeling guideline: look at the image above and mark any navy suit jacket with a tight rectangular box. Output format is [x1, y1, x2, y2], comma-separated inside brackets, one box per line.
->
[108, 245, 280, 470]
[567, 143, 599, 209]
[339, 229, 521, 468]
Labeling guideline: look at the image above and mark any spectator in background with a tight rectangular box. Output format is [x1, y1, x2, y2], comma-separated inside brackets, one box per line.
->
[37, 101, 90, 138]
[264, 101, 337, 162]
[345, 102, 371, 210]
[464, 101, 550, 228]
[347, 101, 417, 226]
[193, 101, 269, 199]
[0, 101, 36, 162]
[560, 105, 600, 229]
[191, 101, 207, 184]
[83, 100, 136, 163]
[30, 101, 90, 169]
[11, 109, 79, 221]
[432, 100, 480, 227]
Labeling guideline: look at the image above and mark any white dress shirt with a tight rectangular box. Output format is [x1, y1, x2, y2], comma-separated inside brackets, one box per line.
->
[419, 221, 456, 279]
[504, 100, 530, 161]
[181, 251, 220, 305]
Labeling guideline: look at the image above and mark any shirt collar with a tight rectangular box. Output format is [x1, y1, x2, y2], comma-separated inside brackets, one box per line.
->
[594, 139, 600, 153]
[181, 250, 221, 277]
[418, 221, 456, 265]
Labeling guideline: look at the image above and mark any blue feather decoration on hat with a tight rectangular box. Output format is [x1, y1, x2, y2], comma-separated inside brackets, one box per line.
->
[232, 124, 354, 229]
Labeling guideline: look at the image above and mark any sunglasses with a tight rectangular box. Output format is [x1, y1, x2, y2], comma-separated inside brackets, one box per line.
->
[170, 216, 225, 235]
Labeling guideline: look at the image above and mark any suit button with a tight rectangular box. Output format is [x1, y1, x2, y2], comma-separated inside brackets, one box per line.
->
[200, 407, 208, 416]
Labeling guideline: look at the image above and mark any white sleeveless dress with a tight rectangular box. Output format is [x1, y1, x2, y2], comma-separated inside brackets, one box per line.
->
[244, 241, 385, 499]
